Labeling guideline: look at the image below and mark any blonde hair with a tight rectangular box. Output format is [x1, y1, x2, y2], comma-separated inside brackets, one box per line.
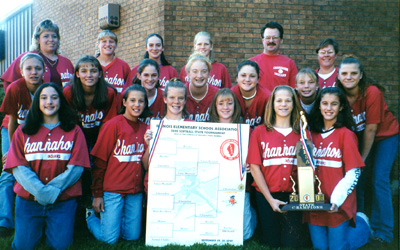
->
[193, 31, 215, 63]
[209, 88, 242, 123]
[185, 52, 212, 73]
[95, 30, 118, 57]
[30, 19, 61, 54]
[264, 85, 301, 133]
[19, 53, 45, 70]
[295, 68, 318, 86]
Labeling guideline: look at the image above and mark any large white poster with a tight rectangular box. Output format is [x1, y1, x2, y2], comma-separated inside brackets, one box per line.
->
[145, 120, 250, 247]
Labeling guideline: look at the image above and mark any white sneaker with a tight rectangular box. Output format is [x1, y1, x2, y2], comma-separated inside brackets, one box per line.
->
[86, 208, 95, 219]
[356, 212, 373, 236]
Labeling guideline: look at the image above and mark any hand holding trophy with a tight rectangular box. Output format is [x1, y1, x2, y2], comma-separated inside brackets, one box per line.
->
[281, 111, 331, 211]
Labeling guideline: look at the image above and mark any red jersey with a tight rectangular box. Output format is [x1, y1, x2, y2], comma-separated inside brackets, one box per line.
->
[247, 126, 299, 193]
[304, 128, 364, 227]
[142, 89, 165, 125]
[126, 64, 178, 91]
[350, 85, 399, 141]
[179, 62, 232, 89]
[5, 125, 90, 201]
[63, 85, 118, 146]
[91, 115, 147, 197]
[0, 79, 33, 125]
[231, 84, 271, 130]
[316, 67, 338, 88]
[249, 53, 297, 92]
[186, 84, 219, 122]
[102, 57, 131, 93]
[0, 51, 74, 89]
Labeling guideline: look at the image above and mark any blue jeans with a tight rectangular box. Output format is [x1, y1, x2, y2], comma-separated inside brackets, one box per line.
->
[356, 134, 398, 242]
[0, 127, 14, 229]
[347, 214, 371, 250]
[243, 192, 256, 241]
[309, 214, 370, 250]
[1, 127, 10, 157]
[308, 220, 349, 250]
[87, 192, 143, 244]
[13, 196, 77, 250]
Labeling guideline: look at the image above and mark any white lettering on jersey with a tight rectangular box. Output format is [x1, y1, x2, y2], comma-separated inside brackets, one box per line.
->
[17, 105, 29, 124]
[189, 108, 210, 122]
[352, 111, 366, 132]
[105, 74, 125, 87]
[208, 74, 222, 88]
[313, 142, 342, 159]
[25, 136, 74, 153]
[113, 139, 145, 162]
[80, 111, 104, 128]
[142, 112, 162, 125]
[185, 75, 222, 87]
[245, 116, 262, 127]
[61, 69, 73, 81]
[159, 76, 169, 88]
[261, 142, 296, 158]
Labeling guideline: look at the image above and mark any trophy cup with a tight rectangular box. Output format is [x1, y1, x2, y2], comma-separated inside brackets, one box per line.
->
[281, 111, 331, 211]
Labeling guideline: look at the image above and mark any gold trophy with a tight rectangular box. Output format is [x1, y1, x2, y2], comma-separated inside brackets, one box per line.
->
[281, 111, 331, 211]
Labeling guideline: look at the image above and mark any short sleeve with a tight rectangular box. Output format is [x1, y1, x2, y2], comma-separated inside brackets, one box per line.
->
[4, 127, 29, 171]
[365, 86, 385, 125]
[90, 119, 118, 162]
[68, 127, 91, 169]
[341, 129, 365, 172]
[246, 126, 264, 166]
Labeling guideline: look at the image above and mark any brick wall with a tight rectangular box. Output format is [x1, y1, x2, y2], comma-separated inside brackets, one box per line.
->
[31, 0, 399, 118]
[32, 0, 164, 69]
[164, 0, 399, 118]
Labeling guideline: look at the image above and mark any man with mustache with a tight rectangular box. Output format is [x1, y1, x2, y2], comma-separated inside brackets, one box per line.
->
[249, 21, 298, 92]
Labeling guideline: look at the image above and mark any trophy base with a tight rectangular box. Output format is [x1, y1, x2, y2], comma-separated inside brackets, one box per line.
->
[280, 202, 331, 211]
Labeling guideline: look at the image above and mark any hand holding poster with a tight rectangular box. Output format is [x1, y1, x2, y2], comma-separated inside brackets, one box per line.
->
[146, 120, 250, 246]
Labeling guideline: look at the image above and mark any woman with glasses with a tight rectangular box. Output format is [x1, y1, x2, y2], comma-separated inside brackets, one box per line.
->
[315, 38, 339, 88]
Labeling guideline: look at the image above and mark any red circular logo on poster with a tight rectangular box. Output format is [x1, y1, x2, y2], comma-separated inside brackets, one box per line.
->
[220, 139, 239, 160]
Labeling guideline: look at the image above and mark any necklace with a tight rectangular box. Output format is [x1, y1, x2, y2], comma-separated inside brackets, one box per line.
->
[189, 84, 208, 102]
[242, 89, 257, 100]
[44, 55, 58, 67]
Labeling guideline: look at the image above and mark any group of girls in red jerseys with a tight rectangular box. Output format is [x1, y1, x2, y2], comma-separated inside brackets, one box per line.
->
[0, 18, 398, 250]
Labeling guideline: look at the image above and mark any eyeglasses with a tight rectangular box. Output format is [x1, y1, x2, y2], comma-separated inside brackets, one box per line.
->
[264, 36, 280, 40]
[318, 50, 335, 55]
